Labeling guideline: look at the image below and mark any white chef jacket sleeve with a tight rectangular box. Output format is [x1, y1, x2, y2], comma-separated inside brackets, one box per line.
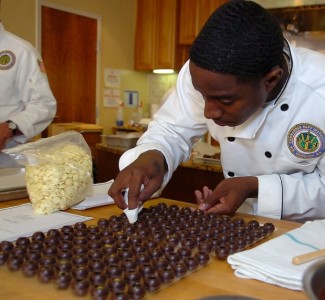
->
[9, 46, 56, 143]
[119, 61, 208, 191]
[257, 159, 325, 221]
[256, 174, 283, 219]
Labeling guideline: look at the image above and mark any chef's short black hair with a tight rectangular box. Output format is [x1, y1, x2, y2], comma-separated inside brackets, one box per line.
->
[189, 0, 284, 84]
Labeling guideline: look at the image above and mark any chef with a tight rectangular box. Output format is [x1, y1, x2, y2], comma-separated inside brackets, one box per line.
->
[0, 15, 56, 167]
[108, 0, 325, 222]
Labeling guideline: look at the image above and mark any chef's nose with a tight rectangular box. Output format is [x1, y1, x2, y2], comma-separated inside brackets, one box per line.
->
[204, 100, 223, 120]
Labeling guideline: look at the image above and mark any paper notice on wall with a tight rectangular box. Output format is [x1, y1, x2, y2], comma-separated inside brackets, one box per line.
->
[103, 88, 120, 107]
[104, 68, 121, 88]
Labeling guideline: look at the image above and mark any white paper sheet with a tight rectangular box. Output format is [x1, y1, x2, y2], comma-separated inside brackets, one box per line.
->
[71, 180, 115, 210]
[0, 204, 92, 242]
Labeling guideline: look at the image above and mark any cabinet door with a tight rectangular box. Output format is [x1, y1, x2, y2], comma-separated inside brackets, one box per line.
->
[134, 0, 157, 70]
[179, 0, 228, 45]
[198, 0, 228, 29]
[134, 0, 178, 71]
[179, 0, 200, 45]
[155, 0, 178, 69]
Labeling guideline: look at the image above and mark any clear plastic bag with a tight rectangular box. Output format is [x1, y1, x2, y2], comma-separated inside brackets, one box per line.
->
[4, 131, 93, 214]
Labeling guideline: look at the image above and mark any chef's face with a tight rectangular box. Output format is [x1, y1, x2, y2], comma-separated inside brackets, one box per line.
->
[189, 61, 273, 127]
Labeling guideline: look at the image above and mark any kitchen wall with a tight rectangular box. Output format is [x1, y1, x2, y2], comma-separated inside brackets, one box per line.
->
[0, 0, 158, 134]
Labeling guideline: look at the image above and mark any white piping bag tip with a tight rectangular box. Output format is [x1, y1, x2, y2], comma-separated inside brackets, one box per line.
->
[123, 185, 144, 224]
[123, 207, 139, 224]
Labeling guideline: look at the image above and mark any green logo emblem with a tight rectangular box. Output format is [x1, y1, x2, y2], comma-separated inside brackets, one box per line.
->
[0, 50, 16, 70]
[296, 131, 319, 152]
[287, 123, 325, 159]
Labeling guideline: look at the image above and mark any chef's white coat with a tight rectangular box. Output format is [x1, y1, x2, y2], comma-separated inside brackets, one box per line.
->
[0, 22, 56, 167]
[120, 41, 325, 222]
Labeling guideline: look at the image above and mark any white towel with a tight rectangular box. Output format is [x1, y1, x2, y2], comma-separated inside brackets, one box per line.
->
[227, 219, 325, 290]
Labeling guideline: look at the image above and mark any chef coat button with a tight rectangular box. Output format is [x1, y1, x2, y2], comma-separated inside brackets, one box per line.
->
[228, 172, 235, 177]
[227, 137, 235, 142]
[281, 104, 289, 111]
[265, 151, 272, 158]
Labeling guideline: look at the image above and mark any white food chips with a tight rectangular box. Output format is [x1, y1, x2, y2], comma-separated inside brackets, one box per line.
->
[4, 131, 93, 214]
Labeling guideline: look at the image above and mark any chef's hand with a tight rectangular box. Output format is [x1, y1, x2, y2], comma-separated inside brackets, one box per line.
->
[195, 176, 258, 215]
[0, 122, 13, 150]
[108, 150, 167, 210]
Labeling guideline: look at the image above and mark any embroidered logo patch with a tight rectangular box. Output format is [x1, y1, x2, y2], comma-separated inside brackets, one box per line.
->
[287, 123, 325, 159]
[0, 50, 16, 70]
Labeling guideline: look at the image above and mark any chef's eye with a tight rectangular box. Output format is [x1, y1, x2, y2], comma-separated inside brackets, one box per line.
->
[219, 99, 235, 105]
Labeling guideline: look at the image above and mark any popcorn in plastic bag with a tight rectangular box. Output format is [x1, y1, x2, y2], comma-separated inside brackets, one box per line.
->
[4, 131, 93, 214]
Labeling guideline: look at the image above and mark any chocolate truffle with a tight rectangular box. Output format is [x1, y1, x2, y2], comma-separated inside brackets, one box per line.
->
[40, 255, 56, 267]
[72, 266, 90, 280]
[46, 229, 61, 238]
[128, 281, 147, 299]
[263, 223, 275, 234]
[106, 265, 123, 278]
[6, 255, 23, 271]
[109, 277, 127, 294]
[97, 218, 109, 228]
[125, 270, 142, 284]
[61, 225, 74, 234]
[0, 251, 9, 265]
[215, 245, 230, 260]
[89, 260, 106, 273]
[173, 262, 188, 277]
[158, 267, 176, 283]
[56, 259, 73, 273]
[0, 241, 14, 252]
[90, 272, 108, 286]
[74, 222, 87, 231]
[144, 274, 162, 292]
[31, 231, 45, 242]
[91, 285, 110, 300]
[53, 272, 72, 289]
[58, 241, 73, 251]
[28, 241, 43, 252]
[37, 266, 55, 283]
[72, 254, 88, 266]
[22, 260, 39, 277]
[195, 251, 210, 265]
[16, 237, 31, 247]
[72, 279, 90, 297]
[184, 256, 200, 271]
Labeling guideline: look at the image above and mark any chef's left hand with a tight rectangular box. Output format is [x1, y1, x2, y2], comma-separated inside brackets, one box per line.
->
[195, 176, 258, 215]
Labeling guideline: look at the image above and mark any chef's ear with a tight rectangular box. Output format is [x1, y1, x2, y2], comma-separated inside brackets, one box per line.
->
[263, 66, 283, 92]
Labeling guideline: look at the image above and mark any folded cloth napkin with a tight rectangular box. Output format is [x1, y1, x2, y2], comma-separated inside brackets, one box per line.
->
[227, 219, 325, 290]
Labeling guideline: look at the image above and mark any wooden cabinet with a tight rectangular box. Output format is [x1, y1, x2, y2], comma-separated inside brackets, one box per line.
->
[161, 165, 224, 204]
[134, 0, 180, 71]
[96, 144, 224, 204]
[179, 0, 228, 45]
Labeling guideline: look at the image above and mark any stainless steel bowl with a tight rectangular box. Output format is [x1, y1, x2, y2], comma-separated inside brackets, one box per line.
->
[303, 259, 325, 300]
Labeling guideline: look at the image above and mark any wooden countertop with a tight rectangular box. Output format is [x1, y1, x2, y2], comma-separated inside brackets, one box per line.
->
[0, 198, 307, 300]
[96, 143, 223, 172]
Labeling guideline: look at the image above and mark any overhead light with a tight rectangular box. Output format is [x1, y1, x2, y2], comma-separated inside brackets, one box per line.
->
[153, 69, 174, 74]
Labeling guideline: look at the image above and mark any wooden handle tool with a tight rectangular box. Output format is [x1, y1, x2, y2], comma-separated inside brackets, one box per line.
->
[292, 249, 325, 265]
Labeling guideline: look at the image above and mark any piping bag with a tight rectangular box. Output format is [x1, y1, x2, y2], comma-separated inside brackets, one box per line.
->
[123, 185, 144, 224]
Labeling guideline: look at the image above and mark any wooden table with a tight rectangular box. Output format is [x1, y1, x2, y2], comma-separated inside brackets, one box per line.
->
[0, 198, 307, 300]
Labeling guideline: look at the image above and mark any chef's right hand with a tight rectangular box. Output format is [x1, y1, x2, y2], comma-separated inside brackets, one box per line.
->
[108, 150, 167, 211]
